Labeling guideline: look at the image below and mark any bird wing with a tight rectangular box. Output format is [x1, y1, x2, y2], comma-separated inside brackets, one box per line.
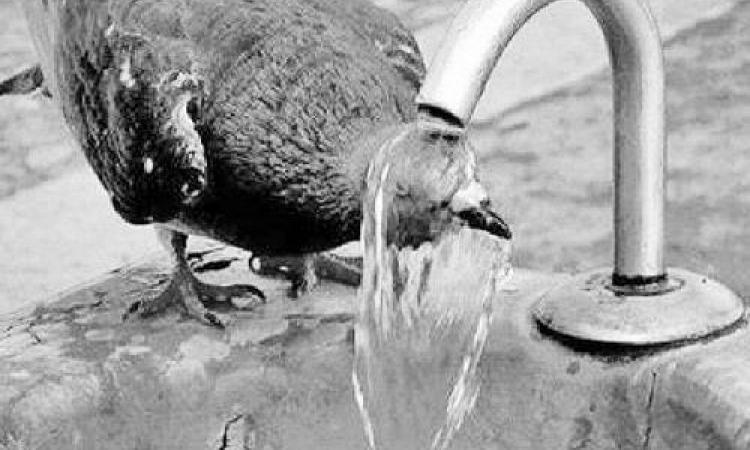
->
[306, 0, 426, 92]
[17, 0, 425, 228]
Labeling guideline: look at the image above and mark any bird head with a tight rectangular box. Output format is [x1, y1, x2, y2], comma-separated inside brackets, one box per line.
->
[356, 121, 513, 450]
[94, 30, 208, 225]
[364, 120, 511, 248]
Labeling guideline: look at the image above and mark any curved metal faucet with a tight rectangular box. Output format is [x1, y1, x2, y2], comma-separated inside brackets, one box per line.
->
[418, 0, 664, 283]
[417, 0, 744, 345]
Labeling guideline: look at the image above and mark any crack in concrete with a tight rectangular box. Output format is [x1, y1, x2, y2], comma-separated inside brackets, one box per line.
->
[642, 371, 658, 450]
[731, 417, 750, 447]
[217, 414, 244, 450]
[25, 325, 42, 344]
[1, 321, 23, 339]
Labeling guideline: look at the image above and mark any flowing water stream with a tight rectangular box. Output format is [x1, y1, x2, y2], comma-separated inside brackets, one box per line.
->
[353, 157, 513, 449]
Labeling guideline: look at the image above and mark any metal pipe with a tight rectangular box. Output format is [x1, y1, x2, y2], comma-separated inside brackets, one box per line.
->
[417, 0, 666, 284]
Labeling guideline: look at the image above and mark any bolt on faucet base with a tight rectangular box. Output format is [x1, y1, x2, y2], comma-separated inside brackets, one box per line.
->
[532, 268, 744, 346]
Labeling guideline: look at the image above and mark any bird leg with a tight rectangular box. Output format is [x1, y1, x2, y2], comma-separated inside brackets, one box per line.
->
[250, 252, 362, 297]
[124, 227, 265, 327]
[289, 254, 319, 297]
[249, 254, 316, 298]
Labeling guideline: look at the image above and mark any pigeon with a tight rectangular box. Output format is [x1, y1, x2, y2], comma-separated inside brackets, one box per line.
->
[357, 119, 511, 249]
[4, 0, 509, 327]
[352, 119, 512, 449]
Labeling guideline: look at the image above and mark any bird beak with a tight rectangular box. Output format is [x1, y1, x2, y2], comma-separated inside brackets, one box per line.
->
[450, 181, 512, 240]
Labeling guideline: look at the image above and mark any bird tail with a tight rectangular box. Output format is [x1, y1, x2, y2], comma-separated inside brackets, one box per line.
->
[0, 65, 47, 97]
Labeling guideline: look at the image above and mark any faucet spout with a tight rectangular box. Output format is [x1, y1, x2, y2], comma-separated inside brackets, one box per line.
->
[417, 0, 665, 283]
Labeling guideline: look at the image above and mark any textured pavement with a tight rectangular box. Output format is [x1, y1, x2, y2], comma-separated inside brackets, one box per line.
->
[0, 0, 744, 313]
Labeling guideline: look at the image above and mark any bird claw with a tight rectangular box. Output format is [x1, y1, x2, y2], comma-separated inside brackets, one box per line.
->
[249, 254, 318, 298]
[312, 252, 362, 287]
[249, 252, 362, 296]
[194, 282, 266, 309]
[123, 273, 266, 328]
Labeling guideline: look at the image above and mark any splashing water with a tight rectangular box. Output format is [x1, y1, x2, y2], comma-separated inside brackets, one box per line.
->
[353, 160, 513, 449]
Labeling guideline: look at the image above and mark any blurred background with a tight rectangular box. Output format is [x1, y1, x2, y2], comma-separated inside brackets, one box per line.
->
[0, 0, 745, 314]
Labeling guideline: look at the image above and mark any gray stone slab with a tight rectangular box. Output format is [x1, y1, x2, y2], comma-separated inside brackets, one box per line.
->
[3, 252, 750, 449]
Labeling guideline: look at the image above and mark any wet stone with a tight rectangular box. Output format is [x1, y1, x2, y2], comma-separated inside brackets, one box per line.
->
[84, 328, 116, 342]
[228, 318, 290, 346]
[0, 246, 749, 448]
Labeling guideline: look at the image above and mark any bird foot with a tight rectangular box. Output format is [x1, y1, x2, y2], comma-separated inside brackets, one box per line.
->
[124, 270, 266, 328]
[249, 252, 362, 297]
[313, 252, 362, 286]
[249, 255, 316, 298]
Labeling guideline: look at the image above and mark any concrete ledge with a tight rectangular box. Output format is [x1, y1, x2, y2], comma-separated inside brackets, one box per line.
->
[639, 326, 750, 449]
[1, 249, 749, 449]
[0, 247, 361, 449]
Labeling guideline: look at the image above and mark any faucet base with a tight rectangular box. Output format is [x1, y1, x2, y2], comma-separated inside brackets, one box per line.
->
[532, 268, 745, 346]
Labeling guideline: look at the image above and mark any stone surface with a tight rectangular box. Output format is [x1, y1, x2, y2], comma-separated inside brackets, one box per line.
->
[0, 249, 361, 449]
[628, 325, 750, 449]
[2, 253, 750, 449]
